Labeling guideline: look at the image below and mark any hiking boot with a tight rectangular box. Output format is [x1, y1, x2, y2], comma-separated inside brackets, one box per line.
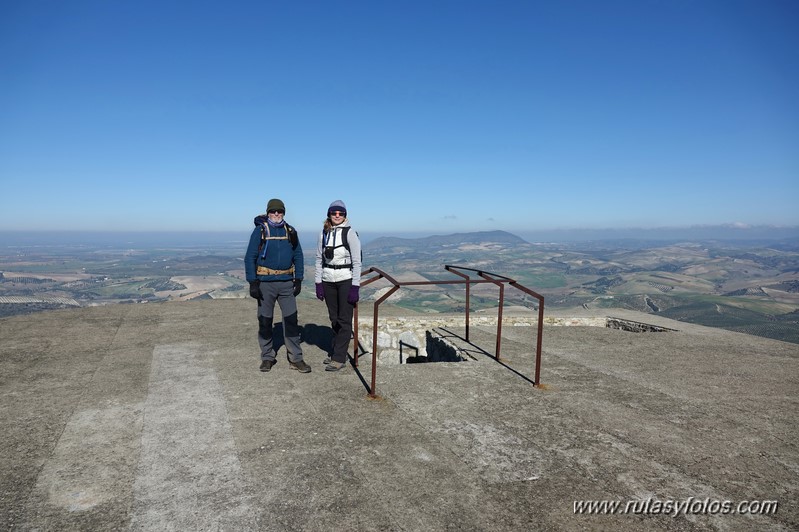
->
[325, 361, 346, 372]
[289, 359, 312, 373]
[323, 356, 332, 365]
[260, 359, 276, 372]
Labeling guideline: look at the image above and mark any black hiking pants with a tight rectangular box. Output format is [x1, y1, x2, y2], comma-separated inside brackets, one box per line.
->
[322, 279, 354, 364]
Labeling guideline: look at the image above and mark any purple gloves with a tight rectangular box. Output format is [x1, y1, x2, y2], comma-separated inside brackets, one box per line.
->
[316, 283, 358, 303]
[347, 285, 360, 304]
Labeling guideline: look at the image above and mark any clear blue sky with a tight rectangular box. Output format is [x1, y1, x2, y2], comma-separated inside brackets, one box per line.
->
[1, 0, 797, 236]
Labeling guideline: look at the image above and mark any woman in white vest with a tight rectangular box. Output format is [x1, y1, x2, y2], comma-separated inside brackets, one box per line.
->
[314, 200, 362, 372]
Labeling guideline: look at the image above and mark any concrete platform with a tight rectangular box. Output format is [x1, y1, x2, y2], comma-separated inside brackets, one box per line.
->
[0, 299, 796, 531]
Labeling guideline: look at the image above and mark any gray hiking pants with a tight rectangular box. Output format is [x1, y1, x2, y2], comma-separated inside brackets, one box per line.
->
[256, 280, 303, 363]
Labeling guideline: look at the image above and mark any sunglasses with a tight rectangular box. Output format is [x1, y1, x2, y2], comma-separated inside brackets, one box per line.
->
[268, 209, 285, 215]
[329, 211, 346, 217]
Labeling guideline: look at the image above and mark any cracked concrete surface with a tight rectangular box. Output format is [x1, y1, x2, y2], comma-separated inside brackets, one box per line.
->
[1, 299, 796, 531]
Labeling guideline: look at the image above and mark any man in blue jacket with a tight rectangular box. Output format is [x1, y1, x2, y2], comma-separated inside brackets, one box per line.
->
[245, 198, 310, 373]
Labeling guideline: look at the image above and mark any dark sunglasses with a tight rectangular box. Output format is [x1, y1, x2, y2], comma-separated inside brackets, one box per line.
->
[268, 209, 285, 215]
[329, 210, 346, 217]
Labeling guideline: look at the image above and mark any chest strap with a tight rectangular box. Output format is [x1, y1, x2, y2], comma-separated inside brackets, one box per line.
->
[323, 263, 352, 270]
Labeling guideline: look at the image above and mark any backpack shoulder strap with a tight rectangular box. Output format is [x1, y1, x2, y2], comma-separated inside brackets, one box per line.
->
[341, 226, 362, 261]
[285, 223, 299, 249]
[259, 222, 297, 251]
[258, 223, 267, 251]
[341, 226, 350, 251]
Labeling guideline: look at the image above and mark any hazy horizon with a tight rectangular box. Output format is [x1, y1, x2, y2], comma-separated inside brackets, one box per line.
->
[2, 224, 798, 250]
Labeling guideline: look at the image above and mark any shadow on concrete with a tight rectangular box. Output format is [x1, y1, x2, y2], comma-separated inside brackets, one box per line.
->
[300, 322, 334, 355]
[270, 322, 284, 353]
[438, 326, 537, 386]
[348, 356, 372, 395]
[301, 322, 374, 394]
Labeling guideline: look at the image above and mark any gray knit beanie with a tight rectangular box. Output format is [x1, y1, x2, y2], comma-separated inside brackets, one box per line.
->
[327, 200, 347, 215]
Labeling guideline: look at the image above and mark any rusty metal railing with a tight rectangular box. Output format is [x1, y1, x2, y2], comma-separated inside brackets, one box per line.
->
[352, 265, 544, 398]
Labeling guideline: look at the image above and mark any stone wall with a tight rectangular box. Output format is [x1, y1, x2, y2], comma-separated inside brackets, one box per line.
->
[354, 314, 673, 365]
[356, 316, 532, 366]
[606, 317, 678, 332]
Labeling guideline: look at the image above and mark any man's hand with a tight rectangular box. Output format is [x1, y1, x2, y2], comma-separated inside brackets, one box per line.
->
[249, 281, 262, 300]
[293, 279, 302, 296]
[315, 283, 325, 301]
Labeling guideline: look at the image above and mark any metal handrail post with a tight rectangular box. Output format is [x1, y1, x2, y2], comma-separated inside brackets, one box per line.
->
[356, 267, 385, 370]
[450, 266, 545, 386]
[353, 303, 359, 368]
[535, 299, 544, 385]
[370, 285, 399, 397]
[495, 282, 504, 360]
[509, 280, 545, 386]
[445, 265, 471, 342]
[479, 271, 506, 360]
[355, 265, 544, 393]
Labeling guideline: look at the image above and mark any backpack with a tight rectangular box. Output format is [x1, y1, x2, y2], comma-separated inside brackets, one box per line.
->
[323, 226, 362, 264]
[258, 222, 298, 257]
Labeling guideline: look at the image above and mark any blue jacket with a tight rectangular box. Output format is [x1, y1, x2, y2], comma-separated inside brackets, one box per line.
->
[244, 216, 304, 282]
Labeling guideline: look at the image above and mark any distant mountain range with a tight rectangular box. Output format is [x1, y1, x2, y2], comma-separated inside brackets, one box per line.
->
[513, 225, 799, 245]
[2, 224, 797, 249]
[362, 225, 799, 252]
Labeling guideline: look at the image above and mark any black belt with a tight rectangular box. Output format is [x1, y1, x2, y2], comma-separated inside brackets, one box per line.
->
[323, 263, 352, 270]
